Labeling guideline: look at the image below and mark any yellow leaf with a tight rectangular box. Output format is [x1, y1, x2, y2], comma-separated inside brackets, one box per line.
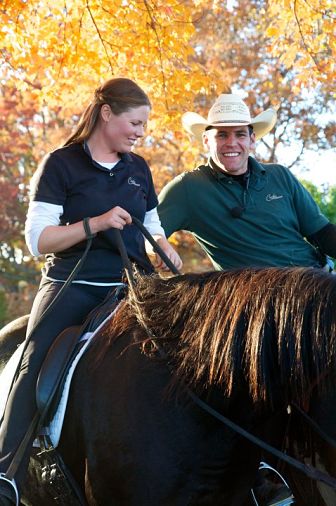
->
[265, 26, 280, 37]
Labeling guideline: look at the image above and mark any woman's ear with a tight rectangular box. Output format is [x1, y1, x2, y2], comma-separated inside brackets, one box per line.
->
[100, 104, 112, 122]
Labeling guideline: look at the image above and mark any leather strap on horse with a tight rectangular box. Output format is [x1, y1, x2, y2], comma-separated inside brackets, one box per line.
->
[131, 216, 181, 275]
[112, 226, 336, 492]
[4, 412, 40, 482]
[152, 339, 336, 491]
[292, 402, 336, 449]
[183, 383, 336, 490]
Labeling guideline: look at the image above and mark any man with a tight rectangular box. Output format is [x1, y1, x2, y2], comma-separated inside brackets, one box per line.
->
[158, 94, 336, 271]
[158, 94, 336, 504]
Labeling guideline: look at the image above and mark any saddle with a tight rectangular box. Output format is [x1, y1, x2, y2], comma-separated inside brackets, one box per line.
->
[36, 324, 83, 420]
[36, 285, 124, 421]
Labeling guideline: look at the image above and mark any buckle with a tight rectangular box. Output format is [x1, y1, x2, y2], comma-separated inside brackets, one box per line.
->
[251, 461, 295, 505]
[0, 474, 19, 506]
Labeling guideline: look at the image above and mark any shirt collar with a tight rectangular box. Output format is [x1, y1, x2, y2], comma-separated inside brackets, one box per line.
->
[207, 157, 248, 182]
[206, 156, 266, 190]
[82, 141, 133, 169]
[207, 156, 266, 179]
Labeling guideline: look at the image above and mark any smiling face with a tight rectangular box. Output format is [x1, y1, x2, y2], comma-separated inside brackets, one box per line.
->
[203, 125, 256, 175]
[99, 104, 150, 154]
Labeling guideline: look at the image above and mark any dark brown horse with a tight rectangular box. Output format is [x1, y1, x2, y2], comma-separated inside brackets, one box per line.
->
[2, 267, 336, 505]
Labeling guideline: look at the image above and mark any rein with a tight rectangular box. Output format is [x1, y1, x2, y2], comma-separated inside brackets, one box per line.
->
[184, 388, 336, 489]
[157, 345, 336, 490]
[117, 223, 336, 491]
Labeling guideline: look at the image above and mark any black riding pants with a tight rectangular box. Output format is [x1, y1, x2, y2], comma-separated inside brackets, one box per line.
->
[0, 277, 113, 488]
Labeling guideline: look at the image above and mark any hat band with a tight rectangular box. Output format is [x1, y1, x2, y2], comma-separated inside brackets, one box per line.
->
[209, 119, 250, 125]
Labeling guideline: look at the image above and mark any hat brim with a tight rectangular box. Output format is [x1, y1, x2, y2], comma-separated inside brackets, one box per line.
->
[182, 109, 277, 142]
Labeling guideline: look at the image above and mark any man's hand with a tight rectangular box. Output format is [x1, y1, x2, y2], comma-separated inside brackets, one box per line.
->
[146, 236, 183, 272]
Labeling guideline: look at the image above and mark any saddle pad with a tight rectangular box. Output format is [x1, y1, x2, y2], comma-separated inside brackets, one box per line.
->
[44, 306, 119, 447]
[0, 307, 118, 448]
[45, 330, 94, 446]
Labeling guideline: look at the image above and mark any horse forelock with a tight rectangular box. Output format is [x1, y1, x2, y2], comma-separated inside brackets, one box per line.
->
[101, 267, 336, 408]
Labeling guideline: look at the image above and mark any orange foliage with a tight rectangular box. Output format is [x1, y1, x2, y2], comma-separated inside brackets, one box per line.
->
[0, 0, 219, 131]
[0, 0, 335, 285]
[265, 0, 336, 88]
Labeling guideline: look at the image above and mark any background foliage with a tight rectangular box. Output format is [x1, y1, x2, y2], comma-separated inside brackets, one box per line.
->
[0, 0, 335, 323]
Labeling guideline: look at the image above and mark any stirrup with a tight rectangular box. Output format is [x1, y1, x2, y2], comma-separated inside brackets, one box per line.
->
[0, 474, 19, 506]
[251, 461, 295, 506]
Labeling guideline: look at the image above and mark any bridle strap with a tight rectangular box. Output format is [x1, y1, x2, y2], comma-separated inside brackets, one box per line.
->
[182, 382, 336, 489]
[292, 402, 336, 449]
[153, 343, 336, 491]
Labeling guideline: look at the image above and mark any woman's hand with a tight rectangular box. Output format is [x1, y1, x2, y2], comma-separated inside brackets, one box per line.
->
[37, 206, 132, 254]
[147, 236, 183, 272]
[90, 206, 132, 232]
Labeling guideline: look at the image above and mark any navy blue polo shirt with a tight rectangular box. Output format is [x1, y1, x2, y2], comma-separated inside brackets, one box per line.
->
[29, 143, 158, 282]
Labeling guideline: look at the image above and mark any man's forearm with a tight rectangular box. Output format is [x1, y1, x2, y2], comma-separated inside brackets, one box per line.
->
[307, 223, 336, 258]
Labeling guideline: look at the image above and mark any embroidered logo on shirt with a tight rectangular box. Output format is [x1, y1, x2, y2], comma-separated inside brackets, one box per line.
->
[266, 193, 283, 202]
[128, 177, 140, 187]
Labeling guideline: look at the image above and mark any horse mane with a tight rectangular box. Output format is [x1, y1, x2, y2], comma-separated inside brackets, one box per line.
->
[102, 267, 336, 407]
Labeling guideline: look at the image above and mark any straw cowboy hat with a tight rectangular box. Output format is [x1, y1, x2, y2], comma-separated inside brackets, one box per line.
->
[182, 94, 277, 143]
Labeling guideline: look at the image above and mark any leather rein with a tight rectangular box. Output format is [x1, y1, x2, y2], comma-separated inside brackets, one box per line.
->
[121, 219, 336, 491]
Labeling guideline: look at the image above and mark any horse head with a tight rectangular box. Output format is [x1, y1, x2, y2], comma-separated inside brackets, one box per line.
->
[102, 266, 336, 505]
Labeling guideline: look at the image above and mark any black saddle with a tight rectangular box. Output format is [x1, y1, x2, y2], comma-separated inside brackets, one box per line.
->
[36, 286, 125, 421]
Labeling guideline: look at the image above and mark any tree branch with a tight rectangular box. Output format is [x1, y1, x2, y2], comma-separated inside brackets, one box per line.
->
[142, 0, 169, 109]
[287, 141, 305, 169]
[85, 0, 114, 72]
[293, 0, 325, 73]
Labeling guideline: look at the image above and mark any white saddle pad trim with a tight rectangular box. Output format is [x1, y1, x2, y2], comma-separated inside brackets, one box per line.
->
[46, 331, 93, 446]
[47, 305, 119, 447]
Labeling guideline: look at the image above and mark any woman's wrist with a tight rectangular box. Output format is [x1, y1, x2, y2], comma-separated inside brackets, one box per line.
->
[83, 217, 97, 239]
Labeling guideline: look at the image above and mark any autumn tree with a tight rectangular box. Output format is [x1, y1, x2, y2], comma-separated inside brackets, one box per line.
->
[0, 0, 216, 130]
[0, 80, 73, 288]
[266, 0, 336, 87]
[0, 0, 335, 298]
[0, 86, 38, 288]
[179, 0, 336, 166]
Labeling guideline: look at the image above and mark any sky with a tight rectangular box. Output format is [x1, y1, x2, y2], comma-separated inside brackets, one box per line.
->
[234, 86, 336, 189]
[278, 148, 336, 188]
[256, 132, 336, 189]
[295, 152, 336, 188]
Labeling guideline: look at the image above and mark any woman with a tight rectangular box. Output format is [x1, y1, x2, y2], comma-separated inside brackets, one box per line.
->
[0, 78, 182, 505]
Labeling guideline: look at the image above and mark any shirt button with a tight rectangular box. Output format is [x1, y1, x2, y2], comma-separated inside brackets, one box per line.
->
[109, 172, 114, 177]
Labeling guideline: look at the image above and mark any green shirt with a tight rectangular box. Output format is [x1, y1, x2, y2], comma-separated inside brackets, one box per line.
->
[158, 157, 328, 270]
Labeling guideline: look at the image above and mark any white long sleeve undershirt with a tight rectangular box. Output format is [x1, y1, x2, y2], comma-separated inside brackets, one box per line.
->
[25, 201, 166, 257]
